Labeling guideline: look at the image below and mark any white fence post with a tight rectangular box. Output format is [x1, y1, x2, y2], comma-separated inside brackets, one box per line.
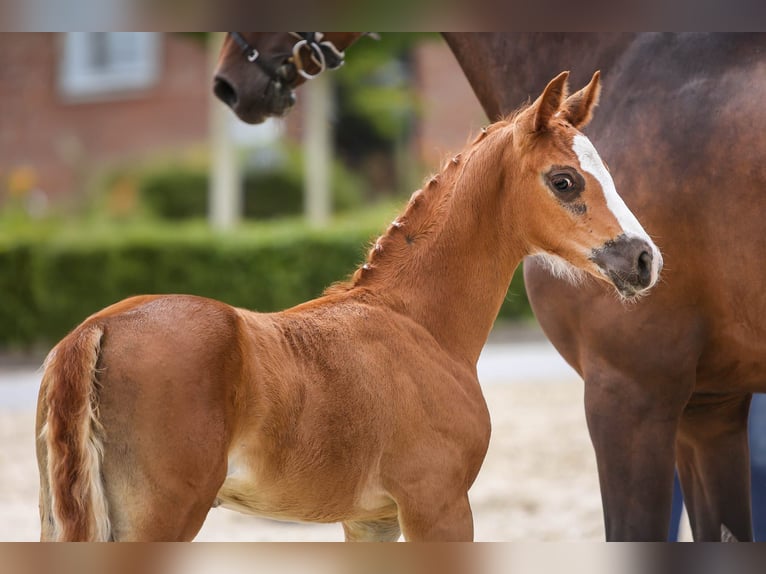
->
[208, 32, 240, 230]
[303, 73, 332, 227]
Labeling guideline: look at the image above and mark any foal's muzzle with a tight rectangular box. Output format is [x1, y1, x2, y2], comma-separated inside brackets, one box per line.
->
[591, 235, 661, 297]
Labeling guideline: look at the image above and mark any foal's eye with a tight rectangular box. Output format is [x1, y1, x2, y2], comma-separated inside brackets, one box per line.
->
[552, 176, 575, 192]
[545, 168, 584, 201]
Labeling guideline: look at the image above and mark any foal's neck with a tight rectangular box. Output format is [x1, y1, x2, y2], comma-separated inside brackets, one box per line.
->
[335, 125, 525, 365]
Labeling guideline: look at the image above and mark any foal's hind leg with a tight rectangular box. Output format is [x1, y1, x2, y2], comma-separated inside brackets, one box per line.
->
[342, 516, 402, 541]
[676, 392, 753, 541]
[101, 419, 229, 541]
[94, 314, 240, 540]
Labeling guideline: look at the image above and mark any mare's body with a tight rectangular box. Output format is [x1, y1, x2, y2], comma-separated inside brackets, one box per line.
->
[445, 33, 766, 541]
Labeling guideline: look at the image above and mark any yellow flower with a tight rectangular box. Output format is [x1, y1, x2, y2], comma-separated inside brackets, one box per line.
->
[7, 166, 37, 198]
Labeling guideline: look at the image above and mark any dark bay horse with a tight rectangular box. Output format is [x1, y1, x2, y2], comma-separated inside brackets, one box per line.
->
[213, 32, 766, 541]
[36, 72, 661, 541]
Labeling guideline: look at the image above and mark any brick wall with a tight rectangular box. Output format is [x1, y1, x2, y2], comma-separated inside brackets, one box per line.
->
[411, 39, 487, 168]
[0, 34, 489, 207]
[0, 33, 210, 202]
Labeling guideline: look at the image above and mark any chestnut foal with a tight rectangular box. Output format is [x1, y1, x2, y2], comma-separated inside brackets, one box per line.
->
[37, 71, 660, 541]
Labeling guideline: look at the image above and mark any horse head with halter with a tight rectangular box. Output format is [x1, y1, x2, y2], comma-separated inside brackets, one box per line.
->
[214, 32, 366, 124]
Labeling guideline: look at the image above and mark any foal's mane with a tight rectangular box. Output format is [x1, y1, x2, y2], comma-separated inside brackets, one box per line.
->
[324, 111, 526, 296]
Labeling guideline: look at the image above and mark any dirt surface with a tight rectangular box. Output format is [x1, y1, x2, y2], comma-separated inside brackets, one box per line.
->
[0, 375, 608, 541]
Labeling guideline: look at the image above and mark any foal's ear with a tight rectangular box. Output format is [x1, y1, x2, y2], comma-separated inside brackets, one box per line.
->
[562, 71, 601, 129]
[533, 71, 570, 132]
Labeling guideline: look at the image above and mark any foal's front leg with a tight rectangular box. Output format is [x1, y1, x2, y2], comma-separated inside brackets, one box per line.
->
[342, 516, 402, 541]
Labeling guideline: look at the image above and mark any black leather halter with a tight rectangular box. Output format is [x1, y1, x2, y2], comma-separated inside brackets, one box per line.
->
[229, 32, 345, 81]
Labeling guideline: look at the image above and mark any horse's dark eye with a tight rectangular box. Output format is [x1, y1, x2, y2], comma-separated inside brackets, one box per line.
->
[546, 168, 583, 200]
[552, 176, 574, 192]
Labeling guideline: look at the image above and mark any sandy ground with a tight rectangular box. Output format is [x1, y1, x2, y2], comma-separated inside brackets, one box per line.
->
[0, 328, 623, 542]
[196, 378, 607, 541]
[0, 380, 604, 542]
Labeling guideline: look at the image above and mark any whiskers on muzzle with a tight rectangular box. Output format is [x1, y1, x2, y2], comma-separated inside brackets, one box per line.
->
[531, 252, 588, 286]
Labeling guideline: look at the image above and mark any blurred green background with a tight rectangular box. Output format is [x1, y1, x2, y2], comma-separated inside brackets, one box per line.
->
[0, 32, 532, 351]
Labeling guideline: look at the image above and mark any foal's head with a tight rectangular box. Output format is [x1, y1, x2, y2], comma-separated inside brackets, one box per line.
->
[501, 71, 662, 299]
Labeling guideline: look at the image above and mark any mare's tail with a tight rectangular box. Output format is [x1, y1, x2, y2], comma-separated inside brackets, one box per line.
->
[37, 323, 111, 541]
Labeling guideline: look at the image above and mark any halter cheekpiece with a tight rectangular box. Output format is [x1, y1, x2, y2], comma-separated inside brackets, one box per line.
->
[229, 32, 345, 81]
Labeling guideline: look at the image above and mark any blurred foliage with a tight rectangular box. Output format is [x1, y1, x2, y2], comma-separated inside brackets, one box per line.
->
[177, 32, 208, 44]
[0, 205, 389, 348]
[0, 204, 532, 350]
[332, 33, 436, 194]
[239, 143, 364, 219]
[335, 33, 434, 141]
[0, 32, 537, 352]
[90, 143, 364, 222]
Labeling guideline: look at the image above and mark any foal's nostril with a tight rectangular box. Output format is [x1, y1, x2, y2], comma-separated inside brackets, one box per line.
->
[592, 237, 657, 296]
[637, 250, 652, 287]
[213, 76, 238, 108]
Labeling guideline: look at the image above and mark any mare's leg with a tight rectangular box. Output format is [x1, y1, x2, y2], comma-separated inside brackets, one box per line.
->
[675, 392, 752, 541]
[525, 257, 702, 541]
[342, 516, 402, 541]
[749, 393, 766, 541]
[583, 369, 690, 541]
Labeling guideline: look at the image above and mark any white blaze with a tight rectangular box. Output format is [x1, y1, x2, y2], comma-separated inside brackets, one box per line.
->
[572, 133, 663, 282]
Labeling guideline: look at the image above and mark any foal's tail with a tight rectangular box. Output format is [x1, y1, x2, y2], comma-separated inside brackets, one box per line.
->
[37, 323, 111, 541]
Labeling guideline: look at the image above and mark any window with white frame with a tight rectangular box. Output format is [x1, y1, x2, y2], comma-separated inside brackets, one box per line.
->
[59, 32, 161, 100]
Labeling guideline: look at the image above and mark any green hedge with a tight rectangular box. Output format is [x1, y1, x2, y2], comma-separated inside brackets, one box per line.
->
[0, 221, 532, 349]
[138, 146, 364, 221]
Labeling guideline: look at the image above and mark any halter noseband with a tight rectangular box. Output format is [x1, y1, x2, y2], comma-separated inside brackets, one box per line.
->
[229, 32, 345, 82]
